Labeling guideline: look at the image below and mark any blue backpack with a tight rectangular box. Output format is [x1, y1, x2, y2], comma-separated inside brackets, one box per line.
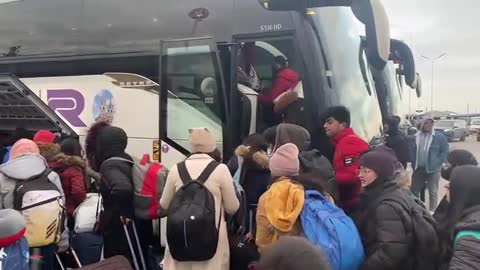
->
[300, 190, 364, 270]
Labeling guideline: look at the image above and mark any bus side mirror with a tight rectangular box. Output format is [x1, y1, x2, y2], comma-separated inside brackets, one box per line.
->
[415, 72, 422, 98]
[390, 39, 416, 88]
[351, 0, 390, 69]
[258, 0, 390, 70]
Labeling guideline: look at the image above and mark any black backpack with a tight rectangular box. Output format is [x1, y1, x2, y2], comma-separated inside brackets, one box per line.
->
[380, 192, 444, 270]
[167, 160, 221, 261]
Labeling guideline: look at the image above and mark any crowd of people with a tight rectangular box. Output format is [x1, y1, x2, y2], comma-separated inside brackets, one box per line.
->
[0, 105, 480, 270]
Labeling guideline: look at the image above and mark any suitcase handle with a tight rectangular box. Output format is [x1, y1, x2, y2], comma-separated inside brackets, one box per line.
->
[122, 219, 147, 270]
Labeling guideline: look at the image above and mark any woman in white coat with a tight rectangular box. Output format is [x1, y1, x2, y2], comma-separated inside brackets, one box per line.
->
[160, 128, 240, 270]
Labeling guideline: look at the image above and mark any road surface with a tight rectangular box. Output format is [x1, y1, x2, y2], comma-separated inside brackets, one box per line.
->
[449, 135, 480, 160]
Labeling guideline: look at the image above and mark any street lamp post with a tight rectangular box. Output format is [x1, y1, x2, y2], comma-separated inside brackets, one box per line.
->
[422, 53, 447, 111]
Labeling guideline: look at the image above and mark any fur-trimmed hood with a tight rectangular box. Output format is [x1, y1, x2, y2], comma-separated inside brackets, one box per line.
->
[37, 143, 61, 162]
[235, 145, 269, 169]
[51, 153, 86, 170]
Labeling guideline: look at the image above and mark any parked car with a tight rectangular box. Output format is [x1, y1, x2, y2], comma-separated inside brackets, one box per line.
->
[469, 119, 480, 134]
[434, 119, 467, 142]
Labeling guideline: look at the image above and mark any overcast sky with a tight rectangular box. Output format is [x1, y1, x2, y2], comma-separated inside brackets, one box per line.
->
[384, 0, 477, 114]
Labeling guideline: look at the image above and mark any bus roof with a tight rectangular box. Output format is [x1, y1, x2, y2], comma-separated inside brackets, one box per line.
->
[0, 0, 296, 57]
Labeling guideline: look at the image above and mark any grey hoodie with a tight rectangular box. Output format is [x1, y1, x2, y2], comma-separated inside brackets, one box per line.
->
[0, 154, 65, 209]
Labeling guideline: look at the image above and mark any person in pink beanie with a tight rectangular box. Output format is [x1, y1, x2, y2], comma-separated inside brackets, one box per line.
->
[0, 138, 66, 270]
[0, 138, 64, 211]
[0, 139, 65, 270]
[9, 139, 40, 160]
[269, 143, 300, 177]
[256, 143, 305, 253]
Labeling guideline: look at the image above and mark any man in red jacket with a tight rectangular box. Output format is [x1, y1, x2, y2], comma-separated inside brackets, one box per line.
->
[323, 106, 370, 214]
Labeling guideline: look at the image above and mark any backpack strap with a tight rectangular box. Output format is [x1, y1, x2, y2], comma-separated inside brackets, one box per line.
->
[177, 162, 192, 185]
[100, 157, 134, 171]
[197, 161, 220, 184]
[177, 160, 219, 185]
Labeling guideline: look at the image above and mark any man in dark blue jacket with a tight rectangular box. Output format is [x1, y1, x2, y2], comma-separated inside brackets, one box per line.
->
[411, 115, 449, 211]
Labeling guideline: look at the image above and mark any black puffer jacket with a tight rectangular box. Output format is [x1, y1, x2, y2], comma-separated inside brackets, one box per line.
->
[385, 117, 412, 168]
[90, 125, 136, 260]
[227, 144, 270, 206]
[354, 180, 414, 270]
[445, 166, 480, 270]
[449, 207, 480, 269]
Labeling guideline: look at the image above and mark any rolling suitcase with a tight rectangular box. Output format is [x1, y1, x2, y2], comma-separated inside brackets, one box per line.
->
[55, 247, 83, 270]
[75, 255, 132, 270]
[71, 232, 103, 266]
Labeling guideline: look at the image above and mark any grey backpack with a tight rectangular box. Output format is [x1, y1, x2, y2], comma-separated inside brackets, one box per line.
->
[104, 155, 168, 219]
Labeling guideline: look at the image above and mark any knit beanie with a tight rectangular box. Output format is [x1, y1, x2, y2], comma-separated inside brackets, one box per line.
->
[10, 139, 40, 160]
[360, 150, 396, 180]
[269, 143, 300, 177]
[189, 128, 217, 154]
[0, 209, 26, 247]
[33, 130, 56, 144]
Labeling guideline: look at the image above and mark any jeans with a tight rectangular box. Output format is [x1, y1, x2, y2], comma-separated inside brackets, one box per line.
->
[411, 168, 441, 211]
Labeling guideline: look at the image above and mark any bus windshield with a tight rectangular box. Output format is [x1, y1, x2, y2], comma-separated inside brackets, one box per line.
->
[308, 7, 382, 141]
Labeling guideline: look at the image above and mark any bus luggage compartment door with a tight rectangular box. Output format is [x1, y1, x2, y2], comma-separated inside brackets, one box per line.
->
[0, 73, 75, 136]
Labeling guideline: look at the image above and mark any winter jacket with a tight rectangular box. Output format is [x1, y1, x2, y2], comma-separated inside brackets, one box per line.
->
[354, 180, 414, 270]
[449, 206, 480, 270]
[386, 129, 412, 168]
[256, 177, 304, 253]
[0, 154, 65, 209]
[227, 145, 270, 206]
[258, 68, 300, 105]
[99, 156, 135, 259]
[49, 153, 87, 217]
[331, 128, 370, 212]
[160, 154, 240, 270]
[413, 131, 449, 173]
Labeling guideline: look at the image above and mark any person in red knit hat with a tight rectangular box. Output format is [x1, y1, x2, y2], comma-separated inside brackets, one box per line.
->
[32, 130, 56, 144]
[33, 130, 60, 164]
